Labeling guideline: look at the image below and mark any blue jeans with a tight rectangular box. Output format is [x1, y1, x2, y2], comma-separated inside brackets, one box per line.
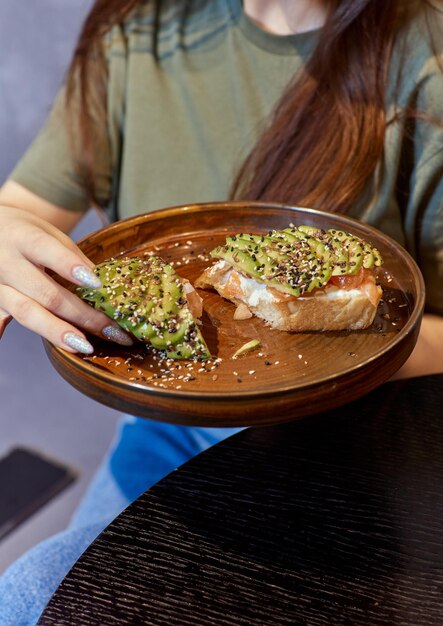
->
[0, 416, 242, 625]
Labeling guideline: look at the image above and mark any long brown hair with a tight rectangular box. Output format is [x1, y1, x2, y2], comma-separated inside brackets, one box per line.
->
[66, 0, 421, 212]
[232, 1, 401, 212]
[65, 0, 141, 206]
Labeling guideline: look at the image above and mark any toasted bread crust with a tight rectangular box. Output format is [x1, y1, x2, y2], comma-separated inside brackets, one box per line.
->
[195, 263, 382, 332]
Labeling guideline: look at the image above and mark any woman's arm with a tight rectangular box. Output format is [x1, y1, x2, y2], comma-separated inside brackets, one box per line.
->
[0, 180, 84, 233]
[391, 313, 443, 379]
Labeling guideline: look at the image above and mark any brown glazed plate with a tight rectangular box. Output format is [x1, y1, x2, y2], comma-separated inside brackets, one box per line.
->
[44, 202, 425, 426]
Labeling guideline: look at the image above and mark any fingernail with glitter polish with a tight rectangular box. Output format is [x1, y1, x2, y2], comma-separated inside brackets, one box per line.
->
[63, 332, 94, 354]
[102, 324, 134, 346]
[72, 265, 102, 288]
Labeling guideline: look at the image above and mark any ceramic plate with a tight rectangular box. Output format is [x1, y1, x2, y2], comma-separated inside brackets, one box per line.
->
[44, 202, 425, 426]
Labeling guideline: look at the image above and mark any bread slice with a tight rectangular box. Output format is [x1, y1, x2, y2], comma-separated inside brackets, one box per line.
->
[195, 260, 382, 332]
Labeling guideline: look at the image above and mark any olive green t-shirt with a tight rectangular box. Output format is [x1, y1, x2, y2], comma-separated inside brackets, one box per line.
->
[10, 0, 443, 313]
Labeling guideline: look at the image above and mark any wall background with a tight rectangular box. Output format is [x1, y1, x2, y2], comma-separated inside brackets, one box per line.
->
[0, 0, 120, 574]
[0, 0, 91, 183]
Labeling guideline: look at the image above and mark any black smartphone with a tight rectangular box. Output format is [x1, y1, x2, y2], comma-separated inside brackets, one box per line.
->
[0, 447, 76, 541]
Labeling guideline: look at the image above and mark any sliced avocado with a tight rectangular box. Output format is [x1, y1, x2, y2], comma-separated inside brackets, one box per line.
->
[209, 224, 383, 297]
[327, 229, 381, 270]
[324, 230, 356, 275]
[296, 225, 327, 239]
[212, 233, 332, 296]
[78, 256, 210, 360]
[164, 321, 210, 360]
[296, 228, 366, 276]
[211, 242, 277, 283]
[277, 227, 339, 268]
[257, 233, 333, 292]
[148, 266, 187, 349]
[359, 239, 382, 268]
[329, 230, 375, 269]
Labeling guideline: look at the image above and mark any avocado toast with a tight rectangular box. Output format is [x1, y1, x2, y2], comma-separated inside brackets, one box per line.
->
[78, 255, 210, 360]
[195, 225, 383, 332]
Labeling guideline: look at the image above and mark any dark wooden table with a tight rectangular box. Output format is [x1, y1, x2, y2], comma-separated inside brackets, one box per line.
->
[38, 374, 443, 625]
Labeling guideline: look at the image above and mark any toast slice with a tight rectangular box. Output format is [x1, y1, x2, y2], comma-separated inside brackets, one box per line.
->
[196, 226, 383, 332]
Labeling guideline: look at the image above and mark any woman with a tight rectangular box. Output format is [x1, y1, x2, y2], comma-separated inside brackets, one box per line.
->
[0, 0, 442, 623]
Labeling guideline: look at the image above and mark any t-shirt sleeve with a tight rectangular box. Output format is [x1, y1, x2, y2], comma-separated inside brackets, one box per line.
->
[9, 84, 112, 212]
[403, 65, 443, 315]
